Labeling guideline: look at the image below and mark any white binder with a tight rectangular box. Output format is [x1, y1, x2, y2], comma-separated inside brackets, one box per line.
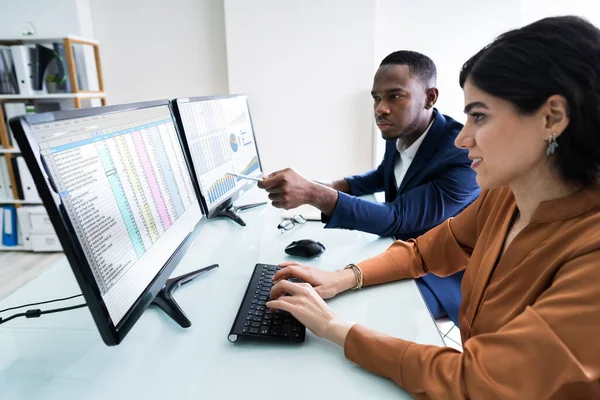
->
[0, 156, 13, 199]
[10, 45, 34, 96]
[16, 156, 41, 202]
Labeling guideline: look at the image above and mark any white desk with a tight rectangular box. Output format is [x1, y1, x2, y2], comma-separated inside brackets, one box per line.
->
[0, 190, 443, 399]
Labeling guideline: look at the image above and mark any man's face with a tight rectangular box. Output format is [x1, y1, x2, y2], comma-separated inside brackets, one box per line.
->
[371, 64, 429, 141]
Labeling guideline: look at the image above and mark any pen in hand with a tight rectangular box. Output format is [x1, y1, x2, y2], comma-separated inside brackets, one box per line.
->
[226, 172, 262, 182]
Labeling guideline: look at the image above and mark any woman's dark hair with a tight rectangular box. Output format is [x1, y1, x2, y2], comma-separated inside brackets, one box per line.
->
[460, 16, 600, 187]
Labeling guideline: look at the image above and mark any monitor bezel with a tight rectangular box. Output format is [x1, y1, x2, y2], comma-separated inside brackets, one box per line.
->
[171, 94, 264, 219]
[9, 100, 205, 346]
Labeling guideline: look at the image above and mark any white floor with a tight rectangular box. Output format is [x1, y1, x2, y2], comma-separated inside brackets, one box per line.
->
[0, 251, 64, 300]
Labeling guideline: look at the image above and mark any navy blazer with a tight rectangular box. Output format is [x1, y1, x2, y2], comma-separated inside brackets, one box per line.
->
[324, 110, 480, 240]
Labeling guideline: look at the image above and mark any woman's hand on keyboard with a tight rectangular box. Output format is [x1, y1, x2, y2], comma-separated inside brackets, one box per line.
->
[267, 279, 355, 346]
[272, 262, 356, 299]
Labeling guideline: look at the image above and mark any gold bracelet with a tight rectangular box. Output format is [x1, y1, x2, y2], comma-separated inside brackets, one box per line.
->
[344, 263, 364, 290]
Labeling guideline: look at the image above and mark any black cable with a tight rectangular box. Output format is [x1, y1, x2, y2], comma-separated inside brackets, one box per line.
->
[0, 303, 87, 325]
[0, 293, 83, 314]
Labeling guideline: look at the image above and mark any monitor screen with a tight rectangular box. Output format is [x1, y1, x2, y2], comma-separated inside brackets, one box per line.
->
[174, 95, 262, 213]
[12, 101, 203, 343]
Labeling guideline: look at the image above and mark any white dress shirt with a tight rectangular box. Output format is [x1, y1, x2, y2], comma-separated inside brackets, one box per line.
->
[393, 117, 435, 189]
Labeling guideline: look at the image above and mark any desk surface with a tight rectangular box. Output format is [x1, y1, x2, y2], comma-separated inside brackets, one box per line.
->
[0, 190, 443, 399]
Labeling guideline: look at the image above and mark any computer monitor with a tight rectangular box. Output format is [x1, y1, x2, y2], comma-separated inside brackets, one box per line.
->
[172, 95, 266, 226]
[10, 100, 218, 346]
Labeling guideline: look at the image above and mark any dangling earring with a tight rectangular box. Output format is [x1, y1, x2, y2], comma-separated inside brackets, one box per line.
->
[546, 132, 559, 156]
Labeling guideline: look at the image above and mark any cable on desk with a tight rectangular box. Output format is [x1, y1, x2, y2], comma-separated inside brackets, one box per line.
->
[0, 293, 83, 313]
[0, 294, 87, 326]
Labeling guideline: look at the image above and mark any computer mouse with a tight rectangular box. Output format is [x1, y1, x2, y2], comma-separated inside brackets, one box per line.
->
[284, 239, 326, 258]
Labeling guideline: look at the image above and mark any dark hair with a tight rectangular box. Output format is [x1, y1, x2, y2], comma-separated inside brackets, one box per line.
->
[380, 50, 437, 85]
[460, 16, 600, 187]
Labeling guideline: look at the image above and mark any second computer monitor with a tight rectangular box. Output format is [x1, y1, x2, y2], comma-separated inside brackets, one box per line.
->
[173, 95, 265, 226]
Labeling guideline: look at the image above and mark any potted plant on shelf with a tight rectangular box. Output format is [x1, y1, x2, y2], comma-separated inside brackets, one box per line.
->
[45, 74, 59, 93]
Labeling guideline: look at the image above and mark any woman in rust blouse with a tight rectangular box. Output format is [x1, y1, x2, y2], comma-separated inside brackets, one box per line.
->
[267, 16, 600, 399]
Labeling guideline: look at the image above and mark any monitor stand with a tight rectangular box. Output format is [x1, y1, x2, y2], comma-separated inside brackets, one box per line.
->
[151, 264, 219, 328]
[213, 201, 267, 227]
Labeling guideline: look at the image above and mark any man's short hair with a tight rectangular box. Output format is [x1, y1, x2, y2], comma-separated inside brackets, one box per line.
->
[380, 50, 437, 85]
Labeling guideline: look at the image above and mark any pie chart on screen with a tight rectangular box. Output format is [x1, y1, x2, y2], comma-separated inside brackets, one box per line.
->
[230, 133, 239, 152]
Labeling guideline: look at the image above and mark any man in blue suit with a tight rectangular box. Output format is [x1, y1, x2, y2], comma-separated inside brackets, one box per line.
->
[259, 51, 480, 325]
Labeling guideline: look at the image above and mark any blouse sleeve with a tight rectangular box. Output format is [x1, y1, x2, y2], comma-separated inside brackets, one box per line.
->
[356, 190, 486, 286]
[345, 249, 600, 399]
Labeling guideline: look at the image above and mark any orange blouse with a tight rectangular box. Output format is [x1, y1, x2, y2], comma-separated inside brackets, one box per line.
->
[345, 185, 600, 399]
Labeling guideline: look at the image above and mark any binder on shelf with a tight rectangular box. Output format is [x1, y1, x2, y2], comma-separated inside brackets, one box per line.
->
[10, 45, 34, 96]
[0, 46, 18, 95]
[52, 43, 71, 92]
[0, 156, 14, 199]
[12, 156, 41, 202]
[2, 205, 18, 246]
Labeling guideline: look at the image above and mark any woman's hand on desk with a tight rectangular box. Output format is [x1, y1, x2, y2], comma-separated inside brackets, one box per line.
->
[273, 262, 356, 299]
[267, 280, 355, 347]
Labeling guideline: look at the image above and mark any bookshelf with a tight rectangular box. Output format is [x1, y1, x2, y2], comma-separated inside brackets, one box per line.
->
[0, 36, 106, 251]
[0, 92, 106, 100]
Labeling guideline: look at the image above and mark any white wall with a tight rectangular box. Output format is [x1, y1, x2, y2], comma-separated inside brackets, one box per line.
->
[0, 0, 86, 39]
[372, 0, 600, 168]
[89, 0, 229, 105]
[520, 0, 600, 27]
[373, 0, 522, 166]
[224, 0, 376, 180]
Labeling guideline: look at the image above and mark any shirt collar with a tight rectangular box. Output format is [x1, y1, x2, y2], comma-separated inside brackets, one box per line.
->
[396, 113, 436, 159]
[530, 182, 600, 223]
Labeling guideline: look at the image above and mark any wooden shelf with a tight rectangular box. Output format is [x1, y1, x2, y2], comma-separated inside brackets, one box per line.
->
[0, 199, 43, 204]
[0, 92, 106, 100]
[0, 244, 27, 251]
[0, 35, 98, 45]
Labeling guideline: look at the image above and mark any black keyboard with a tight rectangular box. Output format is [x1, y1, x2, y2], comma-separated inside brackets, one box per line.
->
[228, 263, 306, 343]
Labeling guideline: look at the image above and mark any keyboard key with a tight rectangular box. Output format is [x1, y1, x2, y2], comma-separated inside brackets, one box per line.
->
[251, 322, 261, 328]
[260, 326, 270, 335]
[270, 327, 281, 336]
[249, 328, 259, 334]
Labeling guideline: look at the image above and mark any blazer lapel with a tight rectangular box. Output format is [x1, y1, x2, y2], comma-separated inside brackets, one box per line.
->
[398, 110, 447, 194]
